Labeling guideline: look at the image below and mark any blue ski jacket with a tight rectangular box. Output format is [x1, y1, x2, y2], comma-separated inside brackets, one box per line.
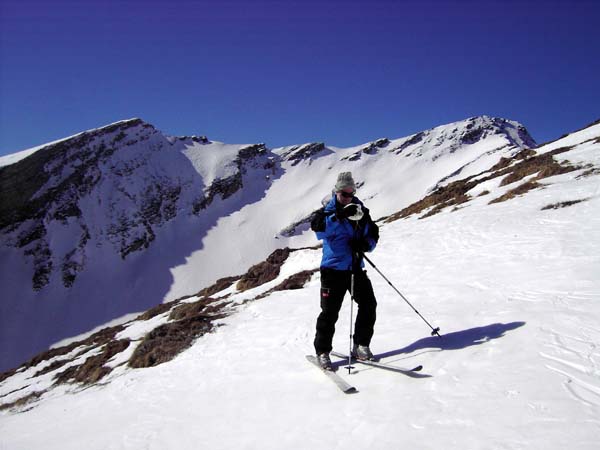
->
[313, 194, 379, 271]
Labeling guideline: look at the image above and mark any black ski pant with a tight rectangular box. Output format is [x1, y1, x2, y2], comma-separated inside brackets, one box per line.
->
[314, 268, 377, 355]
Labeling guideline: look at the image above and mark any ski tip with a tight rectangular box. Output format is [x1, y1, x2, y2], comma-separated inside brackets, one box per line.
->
[412, 365, 424, 372]
[345, 386, 359, 394]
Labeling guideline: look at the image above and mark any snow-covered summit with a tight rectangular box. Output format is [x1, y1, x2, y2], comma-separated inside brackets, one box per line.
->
[399, 116, 532, 163]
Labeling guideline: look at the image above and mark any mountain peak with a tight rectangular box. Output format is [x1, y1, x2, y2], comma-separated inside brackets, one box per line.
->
[436, 115, 537, 149]
[275, 142, 332, 165]
[0, 118, 156, 169]
[467, 115, 536, 148]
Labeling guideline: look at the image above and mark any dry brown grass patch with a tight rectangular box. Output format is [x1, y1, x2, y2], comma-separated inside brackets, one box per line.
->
[273, 269, 317, 290]
[490, 148, 536, 172]
[236, 248, 291, 291]
[0, 391, 46, 412]
[174, 275, 241, 303]
[0, 324, 127, 384]
[577, 166, 600, 179]
[196, 275, 240, 298]
[136, 300, 179, 321]
[128, 316, 217, 369]
[499, 148, 576, 187]
[33, 358, 72, 378]
[255, 269, 318, 300]
[488, 180, 541, 204]
[169, 297, 228, 321]
[541, 198, 589, 210]
[386, 145, 586, 220]
[54, 339, 131, 385]
[385, 178, 477, 221]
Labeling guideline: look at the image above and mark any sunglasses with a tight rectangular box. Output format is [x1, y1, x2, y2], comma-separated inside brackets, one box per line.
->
[339, 191, 355, 198]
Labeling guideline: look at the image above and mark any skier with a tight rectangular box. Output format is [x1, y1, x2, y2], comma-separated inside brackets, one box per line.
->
[310, 172, 380, 370]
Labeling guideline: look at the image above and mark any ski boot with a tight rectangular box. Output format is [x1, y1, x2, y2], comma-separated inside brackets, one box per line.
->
[352, 344, 375, 361]
[317, 353, 333, 371]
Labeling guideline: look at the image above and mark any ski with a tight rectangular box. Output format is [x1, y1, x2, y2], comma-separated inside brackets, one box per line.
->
[330, 351, 424, 376]
[306, 355, 358, 394]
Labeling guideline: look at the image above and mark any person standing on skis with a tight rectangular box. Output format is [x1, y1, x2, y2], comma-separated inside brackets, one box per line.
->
[310, 172, 380, 370]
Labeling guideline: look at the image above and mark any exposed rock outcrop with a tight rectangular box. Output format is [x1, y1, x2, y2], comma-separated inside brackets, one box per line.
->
[279, 143, 330, 166]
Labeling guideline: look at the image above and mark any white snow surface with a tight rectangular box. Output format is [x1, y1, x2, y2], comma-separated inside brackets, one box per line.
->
[1, 124, 599, 449]
[180, 140, 248, 186]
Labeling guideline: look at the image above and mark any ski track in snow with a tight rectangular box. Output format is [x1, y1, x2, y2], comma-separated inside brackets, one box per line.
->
[540, 324, 600, 408]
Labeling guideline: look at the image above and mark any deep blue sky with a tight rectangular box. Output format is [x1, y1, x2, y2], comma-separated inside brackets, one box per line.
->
[1, 0, 599, 156]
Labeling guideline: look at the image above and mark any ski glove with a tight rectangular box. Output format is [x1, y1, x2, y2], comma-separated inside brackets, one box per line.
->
[367, 221, 379, 243]
[350, 238, 371, 254]
[310, 209, 327, 232]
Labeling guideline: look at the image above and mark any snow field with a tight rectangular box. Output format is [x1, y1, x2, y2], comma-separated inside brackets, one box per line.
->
[2, 117, 599, 449]
[2, 159, 599, 449]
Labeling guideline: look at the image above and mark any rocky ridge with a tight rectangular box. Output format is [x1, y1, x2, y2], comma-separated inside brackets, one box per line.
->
[0, 120, 277, 291]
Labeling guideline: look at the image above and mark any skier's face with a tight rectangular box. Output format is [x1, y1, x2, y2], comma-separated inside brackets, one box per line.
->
[336, 188, 354, 205]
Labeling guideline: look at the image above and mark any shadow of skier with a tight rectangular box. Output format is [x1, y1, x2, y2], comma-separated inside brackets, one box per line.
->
[377, 321, 526, 360]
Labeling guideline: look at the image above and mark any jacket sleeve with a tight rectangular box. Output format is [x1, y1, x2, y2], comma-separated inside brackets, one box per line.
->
[361, 214, 379, 252]
[315, 213, 342, 240]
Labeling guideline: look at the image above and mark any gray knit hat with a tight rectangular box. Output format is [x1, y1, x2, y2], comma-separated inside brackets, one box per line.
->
[335, 172, 356, 192]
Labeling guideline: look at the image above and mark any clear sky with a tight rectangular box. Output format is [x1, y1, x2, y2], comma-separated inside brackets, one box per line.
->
[1, 0, 599, 156]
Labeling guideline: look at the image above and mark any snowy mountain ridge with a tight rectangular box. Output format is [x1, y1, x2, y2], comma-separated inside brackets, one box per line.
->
[0, 115, 538, 373]
[1, 117, 599, 450]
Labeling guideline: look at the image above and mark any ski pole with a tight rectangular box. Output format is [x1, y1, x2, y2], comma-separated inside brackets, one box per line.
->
[348, 270, 355, 374]
[362, 253, 442, 338]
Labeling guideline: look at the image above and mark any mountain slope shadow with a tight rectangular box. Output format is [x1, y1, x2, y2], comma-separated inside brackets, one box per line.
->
[377, 321, 526, 359]
[0, 129, 285, 372]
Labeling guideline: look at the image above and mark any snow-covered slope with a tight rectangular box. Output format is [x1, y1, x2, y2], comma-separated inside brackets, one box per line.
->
[164, 116, 535, 299]
[1, 119, 598, 449]
[0, 116, 533, 372]
[0, 118, 277, 371]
